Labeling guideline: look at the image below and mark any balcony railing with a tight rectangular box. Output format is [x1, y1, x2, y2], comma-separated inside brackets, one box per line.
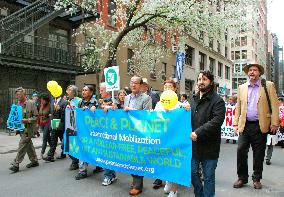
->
[1, 34, 80, 68]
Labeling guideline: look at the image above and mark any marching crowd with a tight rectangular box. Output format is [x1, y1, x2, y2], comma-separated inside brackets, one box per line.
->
[7, 63, 283, 197]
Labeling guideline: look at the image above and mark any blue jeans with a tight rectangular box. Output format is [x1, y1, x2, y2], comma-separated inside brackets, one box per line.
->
[191, 158, 218, 197]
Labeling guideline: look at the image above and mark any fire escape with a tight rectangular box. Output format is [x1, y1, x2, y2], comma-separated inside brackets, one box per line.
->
[0, 0, 82, 73]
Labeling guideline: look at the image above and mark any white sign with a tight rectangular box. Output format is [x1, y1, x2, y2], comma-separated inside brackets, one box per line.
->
[221, 105, 239, 140]
[104, 66, 120, 91]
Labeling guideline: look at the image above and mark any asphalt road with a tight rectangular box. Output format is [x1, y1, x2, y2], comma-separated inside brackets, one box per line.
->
[0, 140, 284, 197]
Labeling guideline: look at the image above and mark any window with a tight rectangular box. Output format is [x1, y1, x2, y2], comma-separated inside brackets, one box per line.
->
[231, 39, 235, 48]
[208, 37, 213, 49]
[49, 27, 68, 51]
[231, 51, 234, 60]
[235, 37, 240, 47]
[225, 65, 230, 80]
[218, 62, 223, 77]
[241, 36, 247, 46]
[225, 46, 228, 58]
[172, 65, 176, 78]
[127, 48, 134, 73]
[185, 45, 194, 66]
[108, 0, 116, 26]
[235, 64, 240, 73]
[150, 65, 157, 80]
[163, 62, 167, 75]
[149, 28, 155, 44]
[209, 57, 215, 75]
[199, 31, 204, 42]
[161, 30, 167, 48]
[199, 52, 205, 71]
[235, 51, 240, 60]
[217, 41, 221, 53]
[241, 50, 247, 59]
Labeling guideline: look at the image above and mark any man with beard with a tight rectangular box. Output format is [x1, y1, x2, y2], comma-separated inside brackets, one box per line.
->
[190, 71, 225, 197]
[233, 63, 279, 189]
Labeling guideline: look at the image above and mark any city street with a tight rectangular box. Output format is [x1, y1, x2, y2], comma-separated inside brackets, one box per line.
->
[1, 132, 284, 197]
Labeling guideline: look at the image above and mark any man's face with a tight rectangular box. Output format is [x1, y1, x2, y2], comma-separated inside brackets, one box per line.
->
[130, 77, 141, 94]
[140, 83, 148, 93]
[197, 73, 211, 93]
[99, 86, 109, 99]
[248, 66, 261, 81]
[16, 91, 25, 101]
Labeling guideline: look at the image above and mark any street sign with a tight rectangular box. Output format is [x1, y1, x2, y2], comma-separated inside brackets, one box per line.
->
[104, 66, 120, 91]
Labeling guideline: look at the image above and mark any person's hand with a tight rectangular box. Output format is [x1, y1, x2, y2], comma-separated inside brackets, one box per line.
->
[22, 119, 30, 123]
[190, 132, 198, 141]
[82, 106, 89, 111]
[183, 104, 191, 111]
[234, 126, 238, 134]
[54, 104, 60, 111]
[270, 125, 278, 133]
[90, 106, 96, 112]
[124, 106, 130, 112]
[112, 103, 118, 110]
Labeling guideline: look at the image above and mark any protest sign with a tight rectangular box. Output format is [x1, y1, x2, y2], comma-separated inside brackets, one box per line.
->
[221, 105, 238, 140]
[65, 108, 192, 186]
[7, 104, 25, 131]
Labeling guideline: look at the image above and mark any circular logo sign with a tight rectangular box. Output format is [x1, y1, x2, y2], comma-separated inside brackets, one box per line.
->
[106, 68, 118, 86]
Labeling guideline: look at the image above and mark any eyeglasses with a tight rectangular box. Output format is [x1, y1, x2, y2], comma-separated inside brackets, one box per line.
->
[130, 81, 140, 85]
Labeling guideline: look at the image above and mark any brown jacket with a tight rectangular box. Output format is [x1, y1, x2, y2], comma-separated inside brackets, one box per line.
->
[233, 79, 279, 133]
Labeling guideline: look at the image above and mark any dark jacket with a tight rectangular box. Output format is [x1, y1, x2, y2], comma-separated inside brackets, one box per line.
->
[148, 90, 160, 109]
[78, 96, 98, 109]
[190, 89, 225, 159]
[51, 97, 67, 130]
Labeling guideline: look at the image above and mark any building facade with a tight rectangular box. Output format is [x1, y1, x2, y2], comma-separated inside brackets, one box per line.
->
[231, 0, 268, 94]
[75, 0, 233, 97]
[0, 0, 91, 127]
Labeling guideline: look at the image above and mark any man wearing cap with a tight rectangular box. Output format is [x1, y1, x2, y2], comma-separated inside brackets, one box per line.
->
[233, 63, 279, 189]
[140, 78, 160, 109]
[9, 87, 39, 172]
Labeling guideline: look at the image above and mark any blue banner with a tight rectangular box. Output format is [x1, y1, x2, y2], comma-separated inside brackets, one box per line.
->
[7, 104, 25, 131]
[65, 108, 192, 186]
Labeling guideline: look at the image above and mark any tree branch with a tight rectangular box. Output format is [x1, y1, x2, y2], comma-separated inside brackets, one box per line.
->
[126, 0, 142, 27]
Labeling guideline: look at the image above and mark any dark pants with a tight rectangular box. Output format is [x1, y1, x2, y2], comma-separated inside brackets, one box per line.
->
[192, 158, 218, 197]
[47, 129, 64, 158]
[132, 174, 143, 190]
[237, 121, 267, 182]
[40, 125, 51, 155]
[69, 155, 79, 164]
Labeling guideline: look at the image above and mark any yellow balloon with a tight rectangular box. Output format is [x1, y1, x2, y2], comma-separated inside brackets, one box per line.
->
[160, 90, 178, 110]
[51, 85, 62, 98]
[47, 81, 58, 92]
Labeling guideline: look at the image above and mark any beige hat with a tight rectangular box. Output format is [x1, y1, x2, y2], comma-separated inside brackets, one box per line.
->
[243, 63, 264, 75]
[142, 78, 149, 85]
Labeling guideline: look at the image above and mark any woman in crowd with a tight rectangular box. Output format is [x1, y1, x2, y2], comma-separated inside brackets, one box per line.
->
[153, 79, 190, 197]
[66, 85, 82, 108]
[75, 85, 103, 180]
[38, 93, 51, 159]
[116, 89, 127, 109]
[65, 85, 82, 170]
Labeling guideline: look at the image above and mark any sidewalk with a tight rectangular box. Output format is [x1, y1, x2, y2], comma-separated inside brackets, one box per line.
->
[0, 129, 43, 154]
